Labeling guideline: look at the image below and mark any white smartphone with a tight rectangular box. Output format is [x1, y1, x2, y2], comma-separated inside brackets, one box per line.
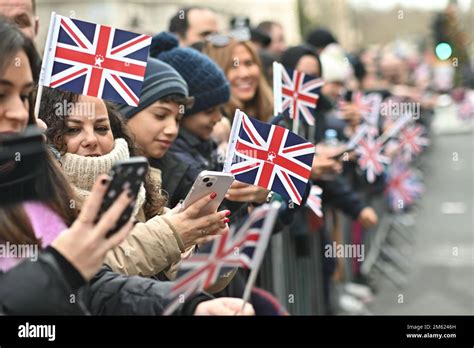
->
[180, 171, 235, 216]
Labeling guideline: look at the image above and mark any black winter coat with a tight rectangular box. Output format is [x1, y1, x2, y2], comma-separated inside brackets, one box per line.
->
[0, 247, 210, 315]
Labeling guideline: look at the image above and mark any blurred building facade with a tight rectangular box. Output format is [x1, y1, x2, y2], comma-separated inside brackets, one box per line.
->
[35, 0, 301, 52]
[36, 0, 472, 53]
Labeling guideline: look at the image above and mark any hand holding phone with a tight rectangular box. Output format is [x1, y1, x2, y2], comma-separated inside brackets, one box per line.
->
[180, 171, 234, 216]
[96, 157, 148, 237]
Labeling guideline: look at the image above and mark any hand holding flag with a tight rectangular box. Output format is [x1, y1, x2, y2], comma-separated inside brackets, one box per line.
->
[163, 202, 281, 315]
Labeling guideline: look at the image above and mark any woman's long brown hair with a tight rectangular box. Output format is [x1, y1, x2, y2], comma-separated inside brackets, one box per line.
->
[0, 19, 78, 248]
[203, 39, 273, 122]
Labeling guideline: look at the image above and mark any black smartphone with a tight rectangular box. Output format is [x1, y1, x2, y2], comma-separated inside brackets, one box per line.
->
[97, 157, 148, 237]
[344, 90, 353, 102]
[0, 126, 50, 206]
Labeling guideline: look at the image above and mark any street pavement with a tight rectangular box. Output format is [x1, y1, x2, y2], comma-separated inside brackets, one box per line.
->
[371, 107, 474, 315]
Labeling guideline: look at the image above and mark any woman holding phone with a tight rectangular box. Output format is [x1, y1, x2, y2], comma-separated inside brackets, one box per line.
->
[39, 59, 232, 282]
[0, 18, 253, 315]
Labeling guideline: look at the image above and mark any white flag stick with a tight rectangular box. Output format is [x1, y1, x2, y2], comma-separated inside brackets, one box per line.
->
[223, 109, 243, 173]
[378, 113, 413, 145]
[238, 202, 281, 314]
[292, 112, 299, 134]
[273, 61, 282, 117]
[366, 93, 382, 127]
[34, 85, 43, 120]
[35, 12, 59, 119]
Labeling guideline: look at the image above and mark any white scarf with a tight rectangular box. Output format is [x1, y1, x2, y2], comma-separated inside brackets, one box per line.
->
[60, 138, 146, 216]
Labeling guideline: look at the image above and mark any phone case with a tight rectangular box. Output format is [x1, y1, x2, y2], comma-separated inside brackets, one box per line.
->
[97, 156, 148, 237]
[0, 126, 50, 205]
[181, 171, 234, 216]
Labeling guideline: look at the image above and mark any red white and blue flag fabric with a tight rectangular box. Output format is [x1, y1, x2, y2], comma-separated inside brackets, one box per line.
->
[39, 12, 151, 106]
[163, 202, 280, 315]
[397, 123, 429, 162]
[385, 158, 423, 212]
[224, 110, 315, 205]
[355, 135, 390, 183]
[273, 62, 324, 126]
[306, 185, 323, 217]
[338, 91, 373, 116]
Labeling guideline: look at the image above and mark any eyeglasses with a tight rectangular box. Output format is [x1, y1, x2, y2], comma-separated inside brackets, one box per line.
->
[206, 28, 251, 47]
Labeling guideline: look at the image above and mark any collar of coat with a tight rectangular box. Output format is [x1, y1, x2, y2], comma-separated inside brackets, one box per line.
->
[176, 127, 217, 155]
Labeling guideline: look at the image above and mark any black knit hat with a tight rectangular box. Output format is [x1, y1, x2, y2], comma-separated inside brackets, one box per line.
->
[280, 45, 323, 78]
[306, 28, 338, 51]
[150, 32, 230, 116]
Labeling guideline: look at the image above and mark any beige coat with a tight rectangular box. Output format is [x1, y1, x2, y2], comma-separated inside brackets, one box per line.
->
[103, 167, 235, 292]
[104, 167, 189, 279]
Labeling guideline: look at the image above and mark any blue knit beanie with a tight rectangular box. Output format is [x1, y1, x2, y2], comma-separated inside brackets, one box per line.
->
[150, 32, 230, 116]
[118, 57, 189, 119]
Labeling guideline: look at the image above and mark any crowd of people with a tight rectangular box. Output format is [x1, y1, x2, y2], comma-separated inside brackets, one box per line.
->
[0, 1, 465, 316]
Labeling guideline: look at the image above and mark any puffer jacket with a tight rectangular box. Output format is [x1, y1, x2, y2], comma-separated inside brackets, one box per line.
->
[0, 247, 87, 315]
[0, 246, 211, 316]
[149, 152, 193, 209]
[169, 128, 222, 183]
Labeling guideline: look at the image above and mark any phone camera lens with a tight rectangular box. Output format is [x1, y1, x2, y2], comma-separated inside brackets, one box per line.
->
[203, 177, 210, 183]
[206, 182, 213, 187]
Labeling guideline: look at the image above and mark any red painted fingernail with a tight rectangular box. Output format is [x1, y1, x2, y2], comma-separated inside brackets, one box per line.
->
[210, 192, 217, 199]
[225, 210, 231, 217]
[224, 218, 230, 224]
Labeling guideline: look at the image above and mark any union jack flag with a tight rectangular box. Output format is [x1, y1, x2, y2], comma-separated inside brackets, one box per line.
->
[397, 123, 429, 162]
[39, 13, 151, 106]
[337, 92, 382, 137]
[356, 135, 390, 183]
[385, 158, 423, 212]
[163, 202, 280, 315]
[306, 185, 323, 217]
[224, 110, 315, 205]
[274, 62, 324, 126]
[338, 91, 373, 115]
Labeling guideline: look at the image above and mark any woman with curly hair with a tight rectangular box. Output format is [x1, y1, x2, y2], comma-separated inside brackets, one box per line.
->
[38, 59, 231, 280]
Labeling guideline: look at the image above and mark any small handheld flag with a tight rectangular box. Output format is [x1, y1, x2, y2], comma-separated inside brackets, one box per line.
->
[355, 135, 390, 183]
[38, 12, 151, 107]
[273, 62, 324, 132]
[385, 158, 423, 212]
[224, 110, 315, 205]
[163, 202, 281, 315]
[397, 123, 429, 162]
[306, 185, 323, 217]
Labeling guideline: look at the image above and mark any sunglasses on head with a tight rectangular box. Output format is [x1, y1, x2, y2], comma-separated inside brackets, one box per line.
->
[205, 28, 251, 47]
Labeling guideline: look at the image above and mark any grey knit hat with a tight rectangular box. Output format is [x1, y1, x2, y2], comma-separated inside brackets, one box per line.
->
[118, 57, 189, 119]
